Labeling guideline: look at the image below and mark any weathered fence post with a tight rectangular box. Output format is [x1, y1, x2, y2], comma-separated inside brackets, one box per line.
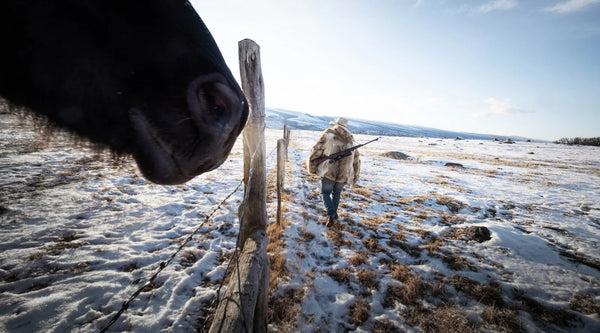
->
[283, 123, 290, 160]
[238, 39, 267, 250]
[276, 138, 286, 225]
[209, 39, 269, 333]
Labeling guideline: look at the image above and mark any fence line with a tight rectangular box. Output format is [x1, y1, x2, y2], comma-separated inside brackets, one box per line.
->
[99, 180, 244, 333]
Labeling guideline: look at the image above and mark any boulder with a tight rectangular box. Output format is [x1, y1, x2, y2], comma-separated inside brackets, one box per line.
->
[380, 151, 410, 160]
[464, 226, 491, 243]
[444, 162, 464, 168]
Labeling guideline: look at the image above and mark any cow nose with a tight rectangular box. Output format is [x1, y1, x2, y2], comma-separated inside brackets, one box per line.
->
[186, 73, 246, 134]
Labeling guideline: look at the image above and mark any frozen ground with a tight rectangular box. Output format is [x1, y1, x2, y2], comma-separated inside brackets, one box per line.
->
[1, 113, 599, 332]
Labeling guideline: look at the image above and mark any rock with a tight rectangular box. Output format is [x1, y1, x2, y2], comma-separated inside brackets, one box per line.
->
[380, 151, 410, 160]
[501, 139, 515, 144]
[444, 162, 464, 168]
[463, 226, 491, 243]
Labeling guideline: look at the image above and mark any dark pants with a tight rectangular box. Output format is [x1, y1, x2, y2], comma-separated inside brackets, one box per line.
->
[321, 177, 345, 218]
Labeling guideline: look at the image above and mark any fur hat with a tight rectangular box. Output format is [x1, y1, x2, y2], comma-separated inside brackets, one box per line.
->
[329, 117, 349, 128]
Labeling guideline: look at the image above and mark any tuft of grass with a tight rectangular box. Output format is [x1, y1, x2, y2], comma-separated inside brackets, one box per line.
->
[327, 229, 352, 248]
[447, 275, 504, 307]
[350, 296, 371, 325]
[326, 268, 352, 284]
[268, 288, 305, 331]
[349, 251, 368, 267]
[298, 229, 315, 242]
[357, 268, 378, 290]
[390, 263, 413, 283]
[406, 305, 478, 333]
[383, 273, 424, 307]
[434, 194, 466, 213]
[180, 251, 198, 267]
[371, 320, 401, 333]
[362, 236, 386, 253]
[569, 293, 600, 315]
[481, 306, 527, 333]
[424, 236, 444, 253]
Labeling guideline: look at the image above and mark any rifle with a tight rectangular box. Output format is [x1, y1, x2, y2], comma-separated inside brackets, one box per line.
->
[310, 137, 380, 165]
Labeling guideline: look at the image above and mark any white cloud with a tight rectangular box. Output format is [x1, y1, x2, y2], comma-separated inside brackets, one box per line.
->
[544, 0, 600, 13]
[475, 98, 532, 117]
[477, 0, 518, 13]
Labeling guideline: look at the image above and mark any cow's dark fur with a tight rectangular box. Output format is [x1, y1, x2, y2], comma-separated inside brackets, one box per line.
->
[0, 1, 248, 184]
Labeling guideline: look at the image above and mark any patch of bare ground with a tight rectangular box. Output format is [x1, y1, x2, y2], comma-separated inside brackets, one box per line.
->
[405, 305, 478, 333]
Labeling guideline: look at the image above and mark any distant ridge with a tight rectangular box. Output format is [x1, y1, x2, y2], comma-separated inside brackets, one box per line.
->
[266, 108, 530, 141]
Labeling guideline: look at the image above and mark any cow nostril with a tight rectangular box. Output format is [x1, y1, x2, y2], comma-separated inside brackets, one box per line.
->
[187, 74, 241, 132]
[202, 85, 227, 117]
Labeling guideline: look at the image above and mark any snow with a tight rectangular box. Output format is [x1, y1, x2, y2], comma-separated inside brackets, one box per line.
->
[1, 113, 599, 332]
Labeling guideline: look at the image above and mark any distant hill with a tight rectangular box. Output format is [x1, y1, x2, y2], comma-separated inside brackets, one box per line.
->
[266, 108, 530, 141]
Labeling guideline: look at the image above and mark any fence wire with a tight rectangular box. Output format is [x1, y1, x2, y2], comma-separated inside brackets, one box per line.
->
[101, 135, 281, 333]
[100, 180, 244, 333]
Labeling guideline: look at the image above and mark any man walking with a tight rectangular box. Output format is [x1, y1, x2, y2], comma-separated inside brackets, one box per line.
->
[307, 117, 360, 226]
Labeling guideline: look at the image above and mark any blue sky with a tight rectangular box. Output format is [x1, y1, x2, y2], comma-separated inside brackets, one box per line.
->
[192, 0, 599, 140]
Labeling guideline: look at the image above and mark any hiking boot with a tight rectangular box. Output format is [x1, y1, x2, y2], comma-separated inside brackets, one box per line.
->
[326, 216, 335, 227]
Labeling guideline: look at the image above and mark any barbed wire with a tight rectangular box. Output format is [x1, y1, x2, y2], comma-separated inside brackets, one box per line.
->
[101, 136, 284, 333]
[99, 179, 244, 333]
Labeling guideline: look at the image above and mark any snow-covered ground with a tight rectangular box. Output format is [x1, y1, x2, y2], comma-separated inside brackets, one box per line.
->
[1, 113, 599, 332]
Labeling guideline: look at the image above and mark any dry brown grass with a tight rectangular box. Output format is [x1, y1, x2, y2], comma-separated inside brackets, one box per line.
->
[326, 268, 352, 284]
[390, 263, 413, 282]
[267, 219, 291, 291]
[409, 228, 431, 239]
[268, 288, 305, 332]
[349, 251, 368, 267]
[180, 251, 198, 267]
[447, 275, 504, 307]
[406, 305, 478, 333]
[569, 293, 600, 315]
[357, 268, 378, 290]
[350, 296, 371, 325]
[398, 195, 429, 205]
[438, 210, 465, 225]
[383, 271, 423, 307]
[371, 320, 401, 333]
[362, 236, 386, 253]
[434, 194, 466, 213]
[423, 236, 444, 253]
[481, 306, 527, 332]
[327, 229, 352, 248]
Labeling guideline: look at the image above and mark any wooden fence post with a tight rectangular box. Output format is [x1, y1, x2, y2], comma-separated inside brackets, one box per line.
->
[238, 39, 267, 250]
[276, 138, 286, 225]
[209, 39, 269, 333]
[283, 123, 290, 160]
